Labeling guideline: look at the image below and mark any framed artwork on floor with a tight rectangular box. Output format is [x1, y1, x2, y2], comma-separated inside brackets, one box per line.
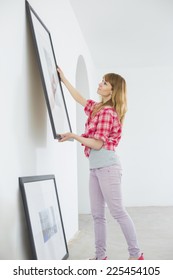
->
[19, 174, 69, 260]
[26, 1, 72, 139]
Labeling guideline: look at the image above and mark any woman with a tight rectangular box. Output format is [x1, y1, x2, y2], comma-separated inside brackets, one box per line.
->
[57, 67, 144, 260]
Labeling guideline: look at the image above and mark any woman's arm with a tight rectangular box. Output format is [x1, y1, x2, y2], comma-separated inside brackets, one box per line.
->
[57, 67, 87, 107]
[58, 132, 103, 150]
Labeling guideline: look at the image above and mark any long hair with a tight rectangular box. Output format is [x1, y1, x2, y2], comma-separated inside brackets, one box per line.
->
[92, 73, 127, 125]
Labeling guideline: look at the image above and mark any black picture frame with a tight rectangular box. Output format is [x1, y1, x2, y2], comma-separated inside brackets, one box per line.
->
[26, 1, 72, 139]
[19, 174, 69, 260]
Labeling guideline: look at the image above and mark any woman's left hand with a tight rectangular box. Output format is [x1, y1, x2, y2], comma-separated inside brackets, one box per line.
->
[58, 132, 75, 142]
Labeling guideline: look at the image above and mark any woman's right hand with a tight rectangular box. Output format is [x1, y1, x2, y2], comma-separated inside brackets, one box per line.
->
[57, 67, 65, 83]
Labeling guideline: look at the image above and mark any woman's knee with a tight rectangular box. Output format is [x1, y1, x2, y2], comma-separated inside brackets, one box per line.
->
[110, 207, 128, 220]
[92, 212, 106, 222]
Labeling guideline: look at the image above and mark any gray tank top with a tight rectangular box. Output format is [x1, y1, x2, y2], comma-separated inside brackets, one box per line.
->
[89, 148, 121, 169]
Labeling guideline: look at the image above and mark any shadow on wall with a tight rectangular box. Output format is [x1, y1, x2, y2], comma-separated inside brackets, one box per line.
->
[26, 16, 47, 146]
[18, 189, 33, 259]
[14, 15, 47, 149]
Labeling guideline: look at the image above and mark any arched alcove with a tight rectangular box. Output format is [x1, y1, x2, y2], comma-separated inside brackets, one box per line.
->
[75, 55, 90, 214]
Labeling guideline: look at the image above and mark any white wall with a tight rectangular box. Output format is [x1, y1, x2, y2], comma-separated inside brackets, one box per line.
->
[75, 55, 90, 214]
[0, 0, 96, 259]
[96, 66, 173, 206]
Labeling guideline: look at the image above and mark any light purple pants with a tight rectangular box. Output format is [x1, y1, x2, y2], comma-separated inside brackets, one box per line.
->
[89, 164, 140, 259]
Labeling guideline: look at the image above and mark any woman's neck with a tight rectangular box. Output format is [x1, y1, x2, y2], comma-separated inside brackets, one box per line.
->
[102, 96, 112, 103]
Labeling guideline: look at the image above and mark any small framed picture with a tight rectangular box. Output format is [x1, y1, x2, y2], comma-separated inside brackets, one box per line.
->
[19, 174, 69, 259]
[26, 1, 72, 139]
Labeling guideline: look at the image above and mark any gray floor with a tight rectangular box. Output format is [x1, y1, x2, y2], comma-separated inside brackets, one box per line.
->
[67, 207, 173, 260]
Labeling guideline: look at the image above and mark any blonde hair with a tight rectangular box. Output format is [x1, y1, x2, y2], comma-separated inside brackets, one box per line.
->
[92, 73, 127, 125]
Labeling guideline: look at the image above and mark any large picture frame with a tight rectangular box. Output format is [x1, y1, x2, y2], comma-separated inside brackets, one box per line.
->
[26, 1, 72, 139]
[19, 174, 69, 260]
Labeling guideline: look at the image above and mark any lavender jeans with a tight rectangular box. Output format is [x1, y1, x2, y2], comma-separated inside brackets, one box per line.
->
[89, 164, 140, 259]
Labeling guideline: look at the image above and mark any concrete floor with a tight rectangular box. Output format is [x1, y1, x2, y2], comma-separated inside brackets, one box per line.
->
[67, 207, 173, 260]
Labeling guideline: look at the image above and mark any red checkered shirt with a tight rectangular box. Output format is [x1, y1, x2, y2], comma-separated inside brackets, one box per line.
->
[81, 99, 122, 157]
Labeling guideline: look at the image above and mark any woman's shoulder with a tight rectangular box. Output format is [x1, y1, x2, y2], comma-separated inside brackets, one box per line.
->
[100, 106, 116, 114]
[84, 99, 97, 116]
[85, 99, 96, 110]
[86, 99, 95, 106]
[99, 106, 120, 120]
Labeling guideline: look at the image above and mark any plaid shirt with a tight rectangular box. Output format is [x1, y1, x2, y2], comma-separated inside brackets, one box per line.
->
[81, 99, 122, 157]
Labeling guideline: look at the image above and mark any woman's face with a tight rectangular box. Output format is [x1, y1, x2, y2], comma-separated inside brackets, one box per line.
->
[97, 78, 112, 99]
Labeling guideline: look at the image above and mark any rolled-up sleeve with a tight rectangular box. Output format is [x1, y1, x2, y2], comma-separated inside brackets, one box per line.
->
[93, 109, 121, 150]
[93, 110, 114, 143]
